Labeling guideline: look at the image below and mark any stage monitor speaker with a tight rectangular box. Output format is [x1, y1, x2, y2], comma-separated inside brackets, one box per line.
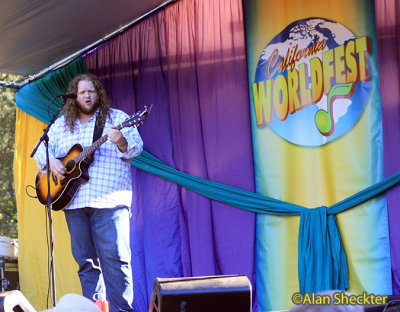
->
[148, 274, 251, 312]
[0, 290, 36, 312]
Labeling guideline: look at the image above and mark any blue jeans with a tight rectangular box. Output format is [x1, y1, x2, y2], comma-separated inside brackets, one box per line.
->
[64, 206, 133, 312]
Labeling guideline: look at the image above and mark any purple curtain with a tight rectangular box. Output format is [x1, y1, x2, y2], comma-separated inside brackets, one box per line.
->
[376, 0, 400, 295]
[83, 0, 256, 311]
[78, 0, 400, 310]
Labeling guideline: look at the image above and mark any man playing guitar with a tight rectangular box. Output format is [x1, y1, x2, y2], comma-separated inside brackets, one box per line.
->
[34, 73, 143, 312]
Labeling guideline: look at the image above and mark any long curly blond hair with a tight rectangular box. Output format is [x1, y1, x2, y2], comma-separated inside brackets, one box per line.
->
[63, 73, 111, 133]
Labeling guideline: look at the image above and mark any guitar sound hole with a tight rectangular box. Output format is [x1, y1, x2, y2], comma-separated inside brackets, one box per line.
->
[65, 160, 76, 173]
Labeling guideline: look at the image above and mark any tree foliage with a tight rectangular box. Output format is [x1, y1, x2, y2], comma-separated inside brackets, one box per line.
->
[0, 74, 19, 238]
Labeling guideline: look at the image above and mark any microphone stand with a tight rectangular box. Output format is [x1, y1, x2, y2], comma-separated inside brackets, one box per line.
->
[31, 96, 67, 307]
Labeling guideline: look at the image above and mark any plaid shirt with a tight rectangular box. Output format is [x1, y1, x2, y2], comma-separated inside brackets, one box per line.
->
[34, 108, 143, 210]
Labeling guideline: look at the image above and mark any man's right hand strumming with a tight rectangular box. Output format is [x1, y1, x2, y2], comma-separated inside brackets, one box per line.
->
[50, 158, 65, 180]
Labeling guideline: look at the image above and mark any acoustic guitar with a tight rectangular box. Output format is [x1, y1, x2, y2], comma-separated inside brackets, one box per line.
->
[35, 106, 151, 211]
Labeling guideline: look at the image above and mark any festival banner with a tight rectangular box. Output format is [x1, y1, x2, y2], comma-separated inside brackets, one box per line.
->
[243, 0, 391, 311]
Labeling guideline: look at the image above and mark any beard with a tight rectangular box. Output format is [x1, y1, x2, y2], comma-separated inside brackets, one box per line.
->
[76, 101, 99, 115]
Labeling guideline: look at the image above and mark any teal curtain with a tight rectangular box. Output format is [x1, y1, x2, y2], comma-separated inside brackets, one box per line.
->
[131, 150, 400, 293]
[15, 55, 400, 294]
[15, 57, 89, 124]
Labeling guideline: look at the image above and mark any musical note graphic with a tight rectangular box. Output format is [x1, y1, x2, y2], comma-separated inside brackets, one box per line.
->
[314, 82, 355, 136]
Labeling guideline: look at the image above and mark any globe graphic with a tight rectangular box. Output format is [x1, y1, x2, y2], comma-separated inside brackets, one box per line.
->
[254, 17, 370, 146]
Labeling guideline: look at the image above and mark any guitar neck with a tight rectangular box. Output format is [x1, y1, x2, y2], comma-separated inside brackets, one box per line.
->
[74, 123, 123, 163]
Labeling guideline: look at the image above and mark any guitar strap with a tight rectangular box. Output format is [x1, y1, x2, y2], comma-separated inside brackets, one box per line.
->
[92, 113, 105, 143]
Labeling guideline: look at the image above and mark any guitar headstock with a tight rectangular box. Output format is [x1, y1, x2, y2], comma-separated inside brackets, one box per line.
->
[121, 105, 152, 128]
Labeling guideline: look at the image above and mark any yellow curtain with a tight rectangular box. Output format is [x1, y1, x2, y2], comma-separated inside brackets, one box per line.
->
[13, 108, 80, 311]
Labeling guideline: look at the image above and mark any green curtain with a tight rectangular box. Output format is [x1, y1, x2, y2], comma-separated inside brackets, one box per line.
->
[15, 57, 89, 124]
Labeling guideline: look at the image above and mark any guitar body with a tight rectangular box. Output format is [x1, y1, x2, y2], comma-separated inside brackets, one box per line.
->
[35, 144, 94, 211]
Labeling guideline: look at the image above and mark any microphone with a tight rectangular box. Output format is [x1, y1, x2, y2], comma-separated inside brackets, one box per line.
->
[55, 93, 77, 99]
